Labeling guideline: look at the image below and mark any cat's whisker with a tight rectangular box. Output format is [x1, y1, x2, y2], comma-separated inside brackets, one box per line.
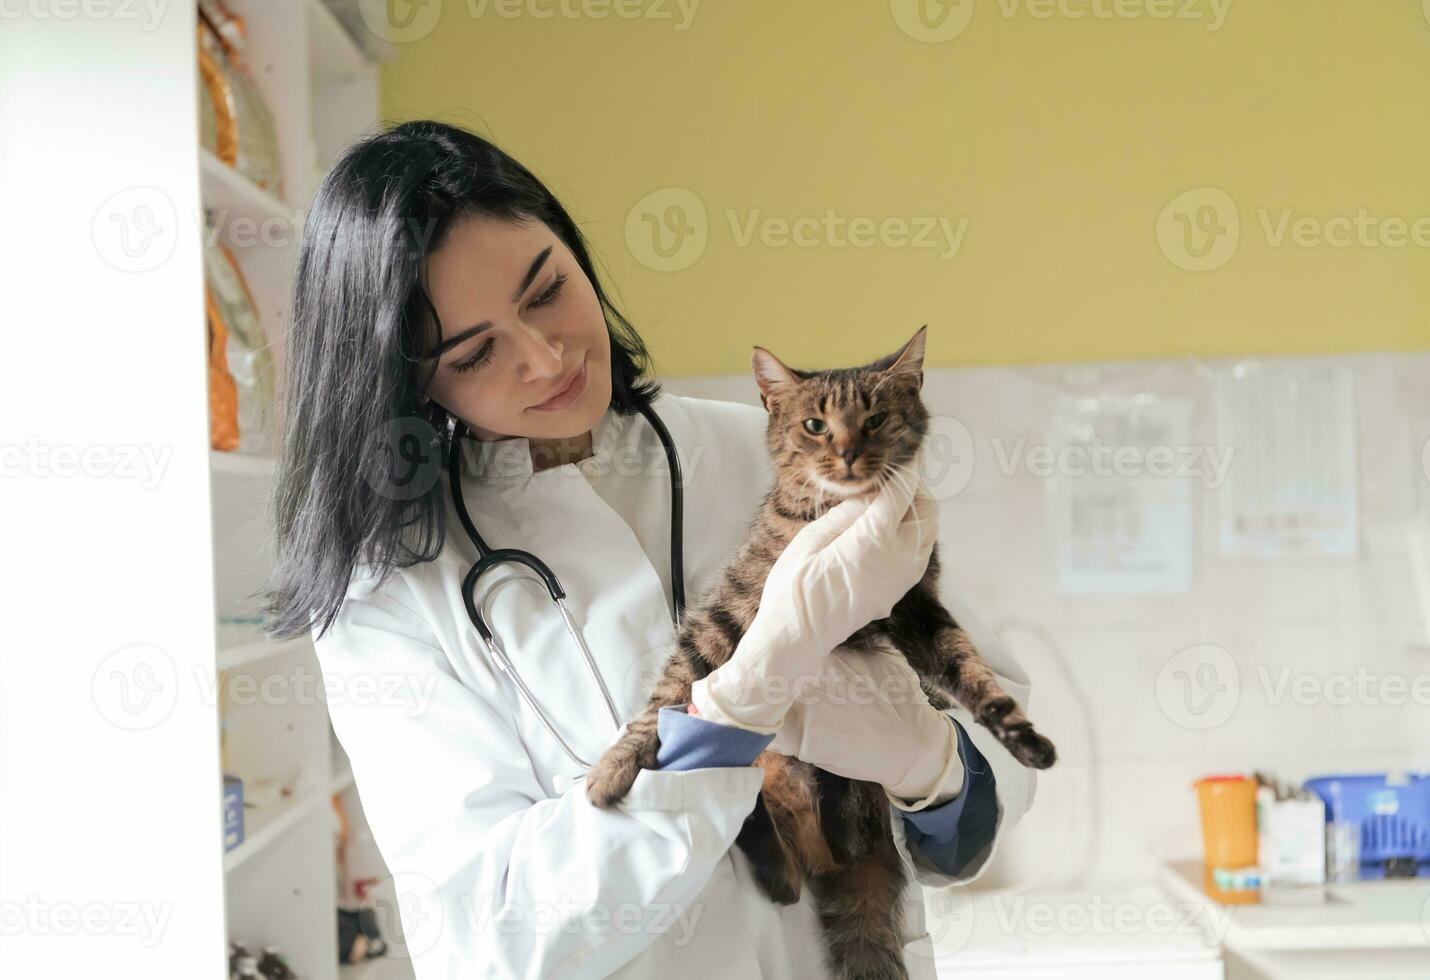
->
[795, 468, 826, 516]
[879, 460, 917, 498]
[811, 474, 833, 515]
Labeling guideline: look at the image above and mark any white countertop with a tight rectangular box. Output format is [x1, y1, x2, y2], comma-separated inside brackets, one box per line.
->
[929, 883, 1223, 975]
[1157, 859, 1430, 952]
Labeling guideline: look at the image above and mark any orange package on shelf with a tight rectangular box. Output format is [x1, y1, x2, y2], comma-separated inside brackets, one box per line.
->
[206, 285, 241, 452]
[196, 0, 284, 198]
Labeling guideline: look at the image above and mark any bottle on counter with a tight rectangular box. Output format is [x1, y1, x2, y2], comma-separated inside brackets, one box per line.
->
[1327, 820, 1360, 883]
[1256, 778, 1327, 905]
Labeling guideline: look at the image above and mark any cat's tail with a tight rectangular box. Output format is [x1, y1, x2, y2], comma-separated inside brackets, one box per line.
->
[808, 831, 912, 980]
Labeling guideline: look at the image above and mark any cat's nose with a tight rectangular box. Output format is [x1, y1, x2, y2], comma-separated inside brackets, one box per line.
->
[840, 448, 859, 468]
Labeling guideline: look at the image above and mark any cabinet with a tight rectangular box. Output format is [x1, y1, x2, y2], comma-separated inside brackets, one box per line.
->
[202, 3, 412, 977]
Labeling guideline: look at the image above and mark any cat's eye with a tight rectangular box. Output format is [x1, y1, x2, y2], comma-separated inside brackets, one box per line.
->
[803, 418, 828, 436]
[864, 411, 888, 431]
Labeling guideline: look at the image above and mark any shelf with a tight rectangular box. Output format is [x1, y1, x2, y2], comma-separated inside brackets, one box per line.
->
[221, 766, 356, 876]
[307, 0, 372, 83]
[223, 766, 353, 876]
[204, 3, 385, 976]
[210, 449, 277, 478]
[224, 788, 327, 873]
[330, 762, 355, 795]
[200, 148, 298, 229]
[217, 626, 312, 672]
[340, 956, 413, 980]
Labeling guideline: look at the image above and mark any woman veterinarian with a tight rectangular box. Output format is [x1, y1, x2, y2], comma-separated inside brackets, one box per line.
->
[260, 120, 1037, 980]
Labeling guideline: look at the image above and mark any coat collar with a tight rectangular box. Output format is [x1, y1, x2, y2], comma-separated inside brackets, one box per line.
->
[457, 400, 633, 483]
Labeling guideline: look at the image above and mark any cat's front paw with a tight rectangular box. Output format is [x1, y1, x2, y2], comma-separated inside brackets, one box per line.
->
[978, 697, 1058, 770]
[585, 750, 641, 808]
[1005, 727, 1057, 769]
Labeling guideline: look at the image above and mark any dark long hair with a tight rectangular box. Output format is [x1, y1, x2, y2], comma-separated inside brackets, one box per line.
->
[258, 120, 661, 642]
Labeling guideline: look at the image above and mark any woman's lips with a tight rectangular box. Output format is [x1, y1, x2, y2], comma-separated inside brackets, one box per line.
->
[529, 357, 588, 411]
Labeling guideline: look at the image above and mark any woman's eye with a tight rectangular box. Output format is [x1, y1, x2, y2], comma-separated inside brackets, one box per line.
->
[864, 411, 888, 431]
[528, 272, 566, 309]
[803, 418, 828, 435]
[452, 339, 495, 375]
[447, 273, 564, 377]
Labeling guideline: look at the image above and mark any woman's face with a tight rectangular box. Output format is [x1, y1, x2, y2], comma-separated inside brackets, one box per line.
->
[419, 213, 612, 442]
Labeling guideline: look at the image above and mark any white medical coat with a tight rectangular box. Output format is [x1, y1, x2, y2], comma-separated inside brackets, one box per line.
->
[312, 390, 1037, 979]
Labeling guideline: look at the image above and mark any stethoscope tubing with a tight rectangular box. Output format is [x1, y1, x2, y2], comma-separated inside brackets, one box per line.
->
[445, 400, 685, 770]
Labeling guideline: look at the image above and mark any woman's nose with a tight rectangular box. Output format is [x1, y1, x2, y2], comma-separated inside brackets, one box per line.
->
[513, 321, 564, 380]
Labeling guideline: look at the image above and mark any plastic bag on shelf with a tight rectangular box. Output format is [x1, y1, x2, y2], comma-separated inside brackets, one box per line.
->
[196, 22, 226, 160]
[206, 285, 241, 452]
[203, 212, 276, 455]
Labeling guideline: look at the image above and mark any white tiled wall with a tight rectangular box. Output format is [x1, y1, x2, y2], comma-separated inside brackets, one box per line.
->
[666, 349, 1430, 889]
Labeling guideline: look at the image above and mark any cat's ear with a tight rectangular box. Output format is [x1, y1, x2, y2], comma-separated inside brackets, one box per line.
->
[752, 346, 798, 409]
[875, 325, 927, 389]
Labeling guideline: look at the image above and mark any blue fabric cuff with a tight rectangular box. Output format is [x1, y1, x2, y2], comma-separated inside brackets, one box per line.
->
[653, 704, 775, 770]
[897, 717, 999, 875]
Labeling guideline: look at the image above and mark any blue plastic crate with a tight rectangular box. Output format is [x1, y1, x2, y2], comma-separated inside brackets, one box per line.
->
[1304, 773, 1430, 879]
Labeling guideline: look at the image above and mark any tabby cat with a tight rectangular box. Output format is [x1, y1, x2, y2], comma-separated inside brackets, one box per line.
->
[586, 326, 1056, 980]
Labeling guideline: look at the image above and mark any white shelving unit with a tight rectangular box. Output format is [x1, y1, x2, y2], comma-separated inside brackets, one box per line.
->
[201, 4, 412, 979]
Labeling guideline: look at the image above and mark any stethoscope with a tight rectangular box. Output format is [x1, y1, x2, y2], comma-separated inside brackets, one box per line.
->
[446, 400, 686, 770]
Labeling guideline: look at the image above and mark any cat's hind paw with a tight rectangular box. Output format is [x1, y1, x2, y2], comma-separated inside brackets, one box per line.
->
[751, 855, 803, 906]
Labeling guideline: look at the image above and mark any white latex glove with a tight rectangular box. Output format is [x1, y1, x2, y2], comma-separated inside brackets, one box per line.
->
[768, 644, 966, 812]
[691, 465, 938, 736]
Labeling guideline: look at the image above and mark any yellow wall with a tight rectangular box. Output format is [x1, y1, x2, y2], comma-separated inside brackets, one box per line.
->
[375, 0, 1429, 375]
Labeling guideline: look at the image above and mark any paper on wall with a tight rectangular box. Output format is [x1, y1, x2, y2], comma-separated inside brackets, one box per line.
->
[1214, 361, 1358, 557]
[1052, 393, 1196, 593]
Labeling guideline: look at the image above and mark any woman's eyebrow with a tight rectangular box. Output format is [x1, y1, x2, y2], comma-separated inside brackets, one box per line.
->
[429, 245, 554, 358]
